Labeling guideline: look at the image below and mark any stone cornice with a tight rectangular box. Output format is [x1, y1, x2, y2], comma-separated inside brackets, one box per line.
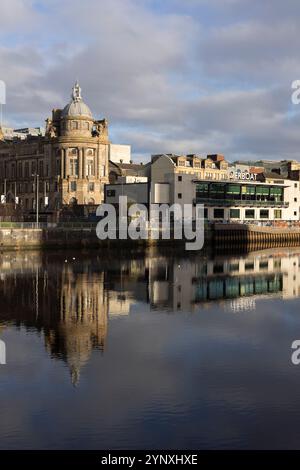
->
[60, 115, 95, 122]
[44, 137, 110, 145]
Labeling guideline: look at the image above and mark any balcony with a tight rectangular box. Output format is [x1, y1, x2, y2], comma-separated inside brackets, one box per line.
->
[194, 198, 289, 208]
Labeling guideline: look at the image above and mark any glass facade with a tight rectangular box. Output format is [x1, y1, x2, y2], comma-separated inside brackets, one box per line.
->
[210, 183, 226, 199]
[195, 182, 284, 205]
[226, 184, 240, 199]
[193, 181, 289, 221]
[196, 183, 209, 198]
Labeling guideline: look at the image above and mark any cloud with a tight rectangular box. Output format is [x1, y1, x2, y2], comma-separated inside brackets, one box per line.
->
[0, 0, 300, 161]
[200, 21, 300, 84]
[0, 0, 38, 31]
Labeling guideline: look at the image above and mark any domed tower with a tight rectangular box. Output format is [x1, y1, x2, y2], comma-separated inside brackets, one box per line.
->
[60, 81, 94, 138]
[45, 82, 110, 208]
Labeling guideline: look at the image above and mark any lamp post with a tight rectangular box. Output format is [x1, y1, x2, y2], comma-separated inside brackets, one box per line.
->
[44, 180, 48, 208]
[32, 173, 39, 228]
[14, 181, 17, 209]
[3, 178, 6, 203]
[36, 173, 39, 228]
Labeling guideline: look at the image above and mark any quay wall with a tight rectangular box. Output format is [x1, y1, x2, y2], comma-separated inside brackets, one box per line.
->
[0, 227, 213, 250]
[214, 223, 300, 249]
[1, 224, 300, 251]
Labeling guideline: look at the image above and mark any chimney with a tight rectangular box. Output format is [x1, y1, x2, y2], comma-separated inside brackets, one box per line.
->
[207, 154, 225, 162]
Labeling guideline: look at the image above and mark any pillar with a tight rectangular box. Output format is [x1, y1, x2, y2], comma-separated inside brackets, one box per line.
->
[96, 147, 99, 178]
[79, 148, 83, 179]
[66, 149, 70, 177]
[60, 148, 65, 179]
[82, 148, 86, 178]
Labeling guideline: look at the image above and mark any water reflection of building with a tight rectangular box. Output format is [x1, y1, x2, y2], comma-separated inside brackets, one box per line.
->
[1, 249, 300, 383]
[44, 266, 108, 385]
[108, 292, 133, 316]
[0, 253, 151, 384]
[148, 249, 300, 311]
[0, 255, 109, 385]
[106, 258, 149, 317]
[0, 251, 42, 278]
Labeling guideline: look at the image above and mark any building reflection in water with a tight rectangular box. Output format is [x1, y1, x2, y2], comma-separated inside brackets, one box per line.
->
[148, 249, 300, 312]
[44, 266, 108, 386]
[0, 247, 300, 383]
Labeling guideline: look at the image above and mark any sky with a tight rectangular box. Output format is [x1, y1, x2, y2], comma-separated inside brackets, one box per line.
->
[1, 0, 300, 162]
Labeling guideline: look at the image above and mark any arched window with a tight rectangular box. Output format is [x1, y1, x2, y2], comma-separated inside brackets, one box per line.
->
[70, 158, 78, 176]
[39, 160, 44, 177]
[68, 148, 78, 176]
[18, 162, 23, 177]
[86, 157, 95, 176]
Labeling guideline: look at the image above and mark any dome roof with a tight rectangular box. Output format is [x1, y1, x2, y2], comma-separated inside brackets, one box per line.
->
[62, 100, 93, 118]
[61, 82, 93, 119]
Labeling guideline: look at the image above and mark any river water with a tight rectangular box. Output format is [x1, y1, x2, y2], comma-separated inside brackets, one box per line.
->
[1, 247, 300, 449]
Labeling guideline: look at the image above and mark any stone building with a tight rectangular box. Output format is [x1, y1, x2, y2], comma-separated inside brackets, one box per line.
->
[151, 153, 229, 181]
[0, 82, 116, 213]
[150, 153, 229, 208]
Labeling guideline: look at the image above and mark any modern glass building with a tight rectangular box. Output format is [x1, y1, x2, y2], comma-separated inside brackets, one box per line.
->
[193, 180, 296, 222]
[195, 181, 285, 204]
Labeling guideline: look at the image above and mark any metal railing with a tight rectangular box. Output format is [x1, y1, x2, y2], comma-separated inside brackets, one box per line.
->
[0, 221, 97, 229]
[0, 222, 49, 229]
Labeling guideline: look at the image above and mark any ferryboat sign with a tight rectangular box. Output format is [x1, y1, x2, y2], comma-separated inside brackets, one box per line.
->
[228, 170, 257, 181]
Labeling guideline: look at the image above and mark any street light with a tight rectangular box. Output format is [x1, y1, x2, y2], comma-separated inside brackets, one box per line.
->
[1, 178, 7, 204]
[32, 173, 39, 228]
[14, 181, 17, 209]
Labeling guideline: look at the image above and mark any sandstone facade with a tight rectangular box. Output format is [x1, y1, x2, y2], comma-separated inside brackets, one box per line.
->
[0, 82, 110, 212]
